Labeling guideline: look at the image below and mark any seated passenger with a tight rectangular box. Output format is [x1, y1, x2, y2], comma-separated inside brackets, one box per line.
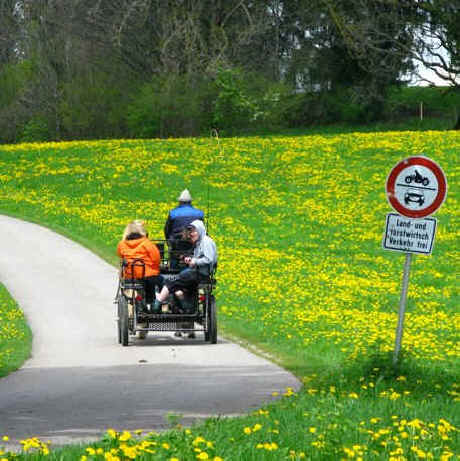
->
[154, 219, 217, 313]
[117, 220, 163, 308]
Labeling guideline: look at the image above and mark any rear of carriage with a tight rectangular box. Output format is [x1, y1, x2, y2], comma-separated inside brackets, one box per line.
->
[155, 239, 218, 344]
[115, 241, 218, 345]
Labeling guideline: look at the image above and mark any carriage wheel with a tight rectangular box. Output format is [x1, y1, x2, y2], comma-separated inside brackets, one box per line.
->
[204, 320, 210, 342]
[119, 296, 129, 346]
[204, 294, 210, 341]
[117, 297, 122, 344]
[206, 295, 217, 344]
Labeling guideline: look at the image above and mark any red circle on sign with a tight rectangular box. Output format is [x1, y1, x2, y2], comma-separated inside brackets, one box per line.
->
[386, 156, 447, 218]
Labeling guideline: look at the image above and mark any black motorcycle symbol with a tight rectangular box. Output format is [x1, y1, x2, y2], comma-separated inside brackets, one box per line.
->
[405, 169, 429, 186]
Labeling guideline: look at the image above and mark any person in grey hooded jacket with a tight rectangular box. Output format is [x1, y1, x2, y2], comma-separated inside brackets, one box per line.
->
[153, 219, 217, 312]
[185, 219, 217, 276]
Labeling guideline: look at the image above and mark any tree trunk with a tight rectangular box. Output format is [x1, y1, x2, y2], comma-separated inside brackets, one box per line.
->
[454, 107, 460, 130]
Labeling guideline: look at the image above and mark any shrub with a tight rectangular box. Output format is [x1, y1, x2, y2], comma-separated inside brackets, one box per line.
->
[19, 117, 51, 142]
[126, 75, 210, 138]
[211, 67, 292, 134]
[385, 86, 460, 120]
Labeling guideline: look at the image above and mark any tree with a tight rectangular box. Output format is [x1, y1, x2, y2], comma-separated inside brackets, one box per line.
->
[316, 0, 416, 119]
[413, 1, 460, 128]
[322, 0, 459, 127]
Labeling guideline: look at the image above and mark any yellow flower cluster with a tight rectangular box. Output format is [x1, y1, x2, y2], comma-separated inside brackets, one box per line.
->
[0, 284, 30, 369]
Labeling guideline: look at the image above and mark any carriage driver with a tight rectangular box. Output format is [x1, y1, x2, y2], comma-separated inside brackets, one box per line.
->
[154, 219, 217, 312]
[164, 189, 204, 269]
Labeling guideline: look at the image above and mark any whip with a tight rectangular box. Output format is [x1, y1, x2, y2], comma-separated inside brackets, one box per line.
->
[206, 129, 224, 234]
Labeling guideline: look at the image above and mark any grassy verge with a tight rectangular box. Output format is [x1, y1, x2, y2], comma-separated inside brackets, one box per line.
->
[0, 283, 32, 378]
[0, 130, 458, 459]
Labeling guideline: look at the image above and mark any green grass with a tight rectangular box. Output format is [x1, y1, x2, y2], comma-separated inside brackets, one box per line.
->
[0, 128, 458, 459]
[0, 283, 32, 378]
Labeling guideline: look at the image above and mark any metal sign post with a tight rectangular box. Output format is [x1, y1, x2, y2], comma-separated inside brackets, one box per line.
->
[393, 252, 413, 365]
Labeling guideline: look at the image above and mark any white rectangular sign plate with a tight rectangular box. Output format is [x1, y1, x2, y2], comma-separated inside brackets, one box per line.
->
[383, 213, 437, 255]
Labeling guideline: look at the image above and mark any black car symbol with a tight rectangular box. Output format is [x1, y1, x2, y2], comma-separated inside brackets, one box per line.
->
[404, 191, 425, 206]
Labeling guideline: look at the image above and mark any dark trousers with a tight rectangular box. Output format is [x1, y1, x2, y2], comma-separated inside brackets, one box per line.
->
[144, 275, 164, 303]
[164, 268, 200, 294]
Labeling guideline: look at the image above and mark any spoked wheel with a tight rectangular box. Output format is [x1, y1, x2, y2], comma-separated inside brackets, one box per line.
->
[119, 295, 129, 346]
[205, 295, 217, 344]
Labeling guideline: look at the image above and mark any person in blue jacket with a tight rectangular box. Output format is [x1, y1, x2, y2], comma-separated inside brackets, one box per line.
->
[164, 189, 204, 269]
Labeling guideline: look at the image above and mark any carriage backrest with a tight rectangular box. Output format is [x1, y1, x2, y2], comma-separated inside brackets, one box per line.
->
[121, 258, 146, 280]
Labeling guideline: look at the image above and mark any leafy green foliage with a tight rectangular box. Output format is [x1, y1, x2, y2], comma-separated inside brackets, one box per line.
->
[126, 75, 212, 138]
[20, 117, 51, 143]
[386, 86, 460, 120]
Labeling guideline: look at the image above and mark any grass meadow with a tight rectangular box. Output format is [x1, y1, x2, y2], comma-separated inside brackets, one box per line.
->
[0, 283, 32, 378]
[0, 130, 458, 460]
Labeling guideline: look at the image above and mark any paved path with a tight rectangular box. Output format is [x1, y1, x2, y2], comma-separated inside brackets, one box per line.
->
[0, 215, 300, 449]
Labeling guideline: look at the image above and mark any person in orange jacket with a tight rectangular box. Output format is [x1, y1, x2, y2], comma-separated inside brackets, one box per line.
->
[117, 220, 163, 308]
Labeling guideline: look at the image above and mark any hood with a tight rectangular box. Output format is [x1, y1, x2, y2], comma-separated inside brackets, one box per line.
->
[190, 219, 206, 240]
[122, 237, 147, 248]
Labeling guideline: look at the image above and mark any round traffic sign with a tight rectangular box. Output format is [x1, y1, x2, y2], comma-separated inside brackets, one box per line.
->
[386, 156, 447, 218]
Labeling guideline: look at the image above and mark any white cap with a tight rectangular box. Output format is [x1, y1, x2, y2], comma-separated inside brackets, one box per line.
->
[178, 189, 192, 202]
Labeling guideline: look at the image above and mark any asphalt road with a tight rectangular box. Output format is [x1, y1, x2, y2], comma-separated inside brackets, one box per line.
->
[0, 215, 300, 449]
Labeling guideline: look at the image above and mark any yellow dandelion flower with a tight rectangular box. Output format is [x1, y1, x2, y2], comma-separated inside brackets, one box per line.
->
[107, 429, 117, 439]
[119, 431, 131, 442]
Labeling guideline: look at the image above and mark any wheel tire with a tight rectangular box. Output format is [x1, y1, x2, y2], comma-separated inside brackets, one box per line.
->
[117, 297, 122, 344]
[207, 295, 217, 344]
[204, 295, 210, 342]
[119, 296, 129, 347]
[405, 176, 412, 184]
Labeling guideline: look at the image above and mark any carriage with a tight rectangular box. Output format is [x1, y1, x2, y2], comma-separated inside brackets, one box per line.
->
[115, 240, 217, 345]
